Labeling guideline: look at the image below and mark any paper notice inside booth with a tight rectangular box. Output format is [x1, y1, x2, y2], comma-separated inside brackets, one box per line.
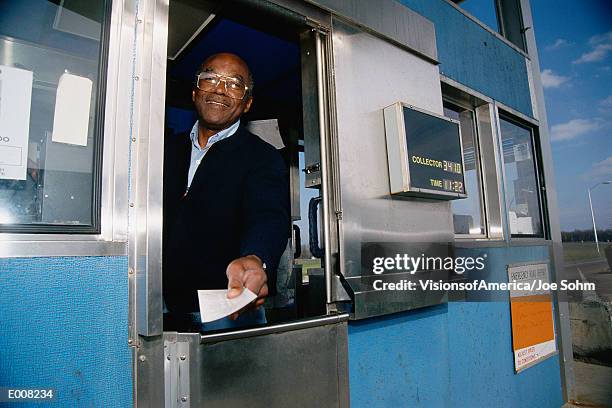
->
[52, 73, 93, 147]
[0, 66, 33, 181]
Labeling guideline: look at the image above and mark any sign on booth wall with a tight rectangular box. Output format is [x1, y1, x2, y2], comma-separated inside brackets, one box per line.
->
[507, 262, 557, 372]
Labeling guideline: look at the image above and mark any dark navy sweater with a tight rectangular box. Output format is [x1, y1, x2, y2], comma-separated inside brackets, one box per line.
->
[163, 125, 290, 313]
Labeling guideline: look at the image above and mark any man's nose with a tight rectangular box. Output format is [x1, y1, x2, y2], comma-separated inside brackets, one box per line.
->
[213, 80, 226, 94]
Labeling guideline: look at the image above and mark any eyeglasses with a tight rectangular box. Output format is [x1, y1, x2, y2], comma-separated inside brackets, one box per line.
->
[195, 72, 249, 100]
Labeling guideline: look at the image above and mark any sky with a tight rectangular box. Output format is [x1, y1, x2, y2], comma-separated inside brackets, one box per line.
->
[463, 0, 612, 231]
[531, 0, 612, 231]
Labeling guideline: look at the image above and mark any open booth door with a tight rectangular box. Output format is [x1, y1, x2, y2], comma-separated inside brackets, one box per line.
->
[131, 1, 348, 406]
[324, 11, 453, 317]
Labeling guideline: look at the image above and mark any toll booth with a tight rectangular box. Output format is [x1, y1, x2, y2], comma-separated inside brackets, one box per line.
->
[0, 0, 571, 407]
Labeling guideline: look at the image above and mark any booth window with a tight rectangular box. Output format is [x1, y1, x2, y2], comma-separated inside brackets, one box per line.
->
[0, 0, 109, 233]
[443, 101, 486, 236]
[451, 0, 500, 32]
[451, 0, 527, 52]
[499, 115, 543, 237]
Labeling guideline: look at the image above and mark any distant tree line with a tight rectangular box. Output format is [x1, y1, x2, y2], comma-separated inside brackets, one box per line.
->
[562, 229, 612, 242]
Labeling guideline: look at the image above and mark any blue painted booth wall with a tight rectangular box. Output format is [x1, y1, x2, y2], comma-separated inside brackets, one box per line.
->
[0, 256, 132, 407]
[348, 246, 563, 407]
[399, 0, 534, 118]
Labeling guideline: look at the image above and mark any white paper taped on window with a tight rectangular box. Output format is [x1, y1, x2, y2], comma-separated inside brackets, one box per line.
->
[52, 73, 93, 147]
[0, 65, 33, 181]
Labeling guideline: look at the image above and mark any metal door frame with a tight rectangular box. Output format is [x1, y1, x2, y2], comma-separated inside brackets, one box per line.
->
[127, 0, 168, 405]
[129, 0, 340, 406]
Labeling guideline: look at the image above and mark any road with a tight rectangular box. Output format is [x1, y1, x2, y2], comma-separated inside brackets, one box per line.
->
[564, 258, 612, 303]
[564, 257, 612, 408]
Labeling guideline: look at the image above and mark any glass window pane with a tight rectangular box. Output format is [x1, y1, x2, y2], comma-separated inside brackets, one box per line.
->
[499, 117, 543, 237]
[452, 0, 499, 32]
[0, 0, 107, 231]
[295, 151, 321, 261]
[443, 103, 485, 236]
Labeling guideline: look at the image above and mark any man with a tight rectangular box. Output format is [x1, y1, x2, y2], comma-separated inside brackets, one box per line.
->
[163, 53, 290, 330]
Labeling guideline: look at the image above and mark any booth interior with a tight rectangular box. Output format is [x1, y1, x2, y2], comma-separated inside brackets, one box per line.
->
[163, 0, 327, 331]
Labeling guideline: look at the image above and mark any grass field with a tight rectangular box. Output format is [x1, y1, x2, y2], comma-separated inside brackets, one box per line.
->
[563, 242, 612, 262]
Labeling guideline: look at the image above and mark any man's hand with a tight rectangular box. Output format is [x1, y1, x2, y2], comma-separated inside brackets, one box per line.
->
[226, 255, 268, 319]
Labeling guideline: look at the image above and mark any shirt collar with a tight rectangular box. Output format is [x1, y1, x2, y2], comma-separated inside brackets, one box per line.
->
[189, 119, 241, 151]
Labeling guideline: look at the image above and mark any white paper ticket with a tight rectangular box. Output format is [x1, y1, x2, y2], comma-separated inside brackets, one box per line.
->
[197, 288, 257, 323]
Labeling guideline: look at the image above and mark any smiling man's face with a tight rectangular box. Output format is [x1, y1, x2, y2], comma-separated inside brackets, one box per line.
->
[192, 53, 253, 131]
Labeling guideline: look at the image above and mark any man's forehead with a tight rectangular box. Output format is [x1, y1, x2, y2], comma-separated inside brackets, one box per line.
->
[201, 55, 249, 78]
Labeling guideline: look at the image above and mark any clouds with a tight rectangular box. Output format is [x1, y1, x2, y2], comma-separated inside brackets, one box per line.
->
[546, 38, 572, 51]
[598, 95, 612, 115]
[573, 44, 612, 64]
[550, 118, 603, 142]
[573, 30, 612, 64]
[541, 69, 570, 88]
[589, 31, 612, 46]
[582, 156, 612, 182]
[600, 95, 612, 108]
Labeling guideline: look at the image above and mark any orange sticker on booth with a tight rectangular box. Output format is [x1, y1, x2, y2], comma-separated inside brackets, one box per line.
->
[507, 263, 557, 372]
[510, 294, 555, 351]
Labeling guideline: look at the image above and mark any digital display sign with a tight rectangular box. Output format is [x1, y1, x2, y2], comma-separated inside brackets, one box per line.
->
[384, 103, 467, 200]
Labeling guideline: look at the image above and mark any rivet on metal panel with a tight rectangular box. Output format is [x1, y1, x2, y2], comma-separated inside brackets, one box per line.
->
[129, 203, 135, 207]
[166, 355, 171, 360]
[137, 18, 143, 24]
[180, 355, 186, 361]
[134, 76, 140, 81]
[128, 339, 133, 345]
[132, 137, 136, 142]
[181, 397, 188, 402]
[139, 355, 146, 362]
[128, 267, 134, 275]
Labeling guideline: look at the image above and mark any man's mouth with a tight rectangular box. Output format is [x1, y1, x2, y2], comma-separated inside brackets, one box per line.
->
[205, 98, 230, 108]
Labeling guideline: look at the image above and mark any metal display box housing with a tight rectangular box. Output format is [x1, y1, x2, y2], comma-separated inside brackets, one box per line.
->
[384, 102, 467, 200]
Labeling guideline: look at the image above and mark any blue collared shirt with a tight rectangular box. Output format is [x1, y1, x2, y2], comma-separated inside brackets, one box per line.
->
[187, 120, 240, 190]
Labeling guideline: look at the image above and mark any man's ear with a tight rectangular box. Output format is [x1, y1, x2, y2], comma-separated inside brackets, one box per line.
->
[242, 96, 253, 114]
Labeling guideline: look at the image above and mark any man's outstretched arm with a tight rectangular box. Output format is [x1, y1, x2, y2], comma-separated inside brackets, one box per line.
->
[227, 147, 290, 314]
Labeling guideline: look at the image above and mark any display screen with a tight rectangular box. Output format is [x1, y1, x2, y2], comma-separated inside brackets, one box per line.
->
[403, 106, 466, 197]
